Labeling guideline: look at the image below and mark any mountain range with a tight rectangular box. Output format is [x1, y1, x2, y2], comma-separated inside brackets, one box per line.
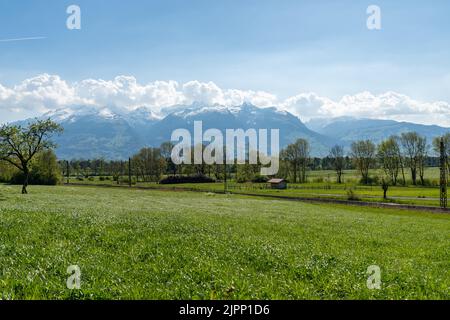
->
[17, 103, 450, 159]
[306, 117, 449, 146]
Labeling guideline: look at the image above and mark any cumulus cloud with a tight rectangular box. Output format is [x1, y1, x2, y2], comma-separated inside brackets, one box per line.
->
[0, 74, 88, 122]
[282, 93, 335, 119]
[0, 74, 449, 127]
[75, 76, 183, 109]
[180, 81, 277, 107]
[281, 91, 450, 127]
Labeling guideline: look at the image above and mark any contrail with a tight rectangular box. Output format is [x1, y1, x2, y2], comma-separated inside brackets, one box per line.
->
[0, 36, 46, 43]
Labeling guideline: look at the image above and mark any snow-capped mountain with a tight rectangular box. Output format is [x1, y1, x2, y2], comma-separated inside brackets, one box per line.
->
[306, 117, 450, 147]
[146, 102, 336, 155]
[16, 103, 450, 159]
[31, 102, 334, 159]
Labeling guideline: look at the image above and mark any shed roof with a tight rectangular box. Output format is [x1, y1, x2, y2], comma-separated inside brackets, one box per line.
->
[268, 178, 285, 184]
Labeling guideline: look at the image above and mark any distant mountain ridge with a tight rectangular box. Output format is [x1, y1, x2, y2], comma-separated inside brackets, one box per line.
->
[306, 117, 450, 147]
[15, 103, 450, 159]
[25, 103, 335, 159]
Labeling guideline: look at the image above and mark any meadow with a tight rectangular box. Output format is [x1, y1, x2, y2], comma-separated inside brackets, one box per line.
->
[0, 184, 448, 299]
[69, 167, 445, 207]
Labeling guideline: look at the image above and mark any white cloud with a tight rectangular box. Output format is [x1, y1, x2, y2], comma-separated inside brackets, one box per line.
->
[180, 81, 277, 107]
[75, 76, 183, 110]
[182, 81, 223, 105]
[0, 74, 449, 127]
[281, 93, 335, 119]
[281, 91, 450, 127]
[73, 77, 276, 111]
[0, 74, 87, 121]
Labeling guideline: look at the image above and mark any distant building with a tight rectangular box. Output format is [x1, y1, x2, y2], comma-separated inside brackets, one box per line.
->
[268, 178, 287, 190]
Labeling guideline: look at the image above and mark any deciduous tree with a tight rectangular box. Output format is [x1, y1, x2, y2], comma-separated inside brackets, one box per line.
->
[400, 132, 427, 185]
[329, 145, 345, 184]
[377, 137, 402, 185]
[351, 140, 376, 184]
[0, 119, 62, 194]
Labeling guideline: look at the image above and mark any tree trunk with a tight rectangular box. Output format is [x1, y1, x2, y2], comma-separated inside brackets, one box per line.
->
[292, 163, 297, 183]
[363, 169, 369, 185]
[411, 168, 417, 185]
[420, 173, 425, 186]
[22, 168, 29, 194]
[399, 158, 406, 185]
[301, 163, 307, 183]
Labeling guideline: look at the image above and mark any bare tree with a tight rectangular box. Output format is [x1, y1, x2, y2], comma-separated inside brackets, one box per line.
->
[377, 137, 402, 185]
[296, 139, 310, 183]
[282, 145, 298, 183]
[392, 135, 406, 185]
[433, 133, 450, 176]
[400, 132, 427, 185]
[282, 139, 310, 183]
[329, 145, 345, 184]
[417, 138, 428, 185]
[132, 147, 166, 182]
[351, 140, 376, 184]
[0, 119, 62, 194]
[160, 141, 177, 175]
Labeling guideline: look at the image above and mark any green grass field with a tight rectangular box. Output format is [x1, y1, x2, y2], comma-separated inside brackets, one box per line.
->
[70, 177, 444, 207]
[0, 184, 448, 300]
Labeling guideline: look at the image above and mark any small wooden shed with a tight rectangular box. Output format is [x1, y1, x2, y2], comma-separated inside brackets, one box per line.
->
[268, 178, 287, 190]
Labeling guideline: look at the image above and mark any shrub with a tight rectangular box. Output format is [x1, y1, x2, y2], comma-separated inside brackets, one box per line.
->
[11, 170, 60, 185]
[252, 175, 269, 183]
[119, 177, 137, 185]
[346, 188, 361, 201]
[421, 178, 439, 187]
[236, 176, 246, 183]
[359, 176, 379, 185]
[159, 175, 215, 184]
[99, 176, 106, 181]
[9, 150, 61, 186]
[0, 162, 17, 182]
[313, 177, 324, 183]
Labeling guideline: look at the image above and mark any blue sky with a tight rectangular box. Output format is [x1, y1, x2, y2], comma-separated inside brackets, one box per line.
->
[0, 0, 450, 125]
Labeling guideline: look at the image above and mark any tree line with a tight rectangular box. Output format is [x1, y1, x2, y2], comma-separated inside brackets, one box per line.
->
[329, 132, 449, 186]
[1, 118, 448, 194]
[273, 132, 449, 186]
[58, 131, 449, 187]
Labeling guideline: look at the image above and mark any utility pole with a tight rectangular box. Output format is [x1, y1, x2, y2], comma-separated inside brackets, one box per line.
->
[224, 163, 228, 193]
[440, 138, 447, 209]
[128, 157, 132, 187]
[120, 160, 124, 185]
[66, 160, 70, 184]
[223, 145, 228, 194]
